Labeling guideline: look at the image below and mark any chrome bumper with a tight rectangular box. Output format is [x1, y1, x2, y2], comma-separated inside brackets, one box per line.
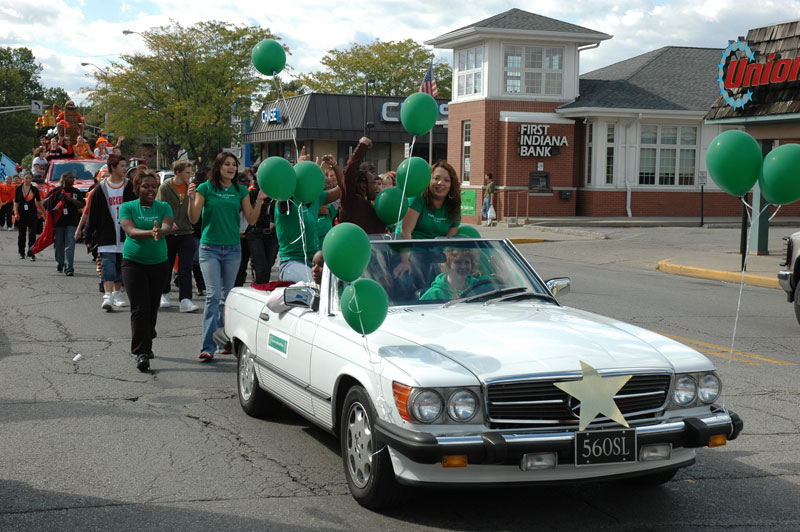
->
[778, 270, 793, 297]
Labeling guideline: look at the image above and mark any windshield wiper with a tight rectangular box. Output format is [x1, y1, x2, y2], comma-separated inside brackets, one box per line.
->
[444, 286, 533, 308]
[484, 290, 556, 306]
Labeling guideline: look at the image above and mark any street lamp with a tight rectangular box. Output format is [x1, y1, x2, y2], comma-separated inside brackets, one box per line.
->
[81, 62, 108, 130]
[363, 78, 375, 137]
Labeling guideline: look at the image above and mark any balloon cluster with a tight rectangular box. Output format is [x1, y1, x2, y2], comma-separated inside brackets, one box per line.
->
[706, 130, 800, 205]
[256, 157, 326, 203]
[322, 223, 388, 335]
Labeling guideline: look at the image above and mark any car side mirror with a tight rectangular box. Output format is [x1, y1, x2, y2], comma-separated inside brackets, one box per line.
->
[546, 277, 571, 297]
[283, 286, 319, 311]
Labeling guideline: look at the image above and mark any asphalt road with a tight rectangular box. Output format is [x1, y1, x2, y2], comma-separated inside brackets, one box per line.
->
[1, 229, 798, 531]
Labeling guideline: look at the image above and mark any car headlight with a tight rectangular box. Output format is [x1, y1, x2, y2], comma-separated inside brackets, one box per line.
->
[698, 373, 721, 403]
[674, 375, 697, 406]
[410, 389, 443, 423]
[447, 390, 478, 422]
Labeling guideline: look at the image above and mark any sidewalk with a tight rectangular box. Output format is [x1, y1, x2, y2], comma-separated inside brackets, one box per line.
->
[474, 217, 800, 290]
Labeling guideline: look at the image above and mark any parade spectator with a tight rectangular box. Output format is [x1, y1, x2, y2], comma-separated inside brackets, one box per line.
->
[383, 171, 397, 188]
[86, 154, 135, 309]
[74, 136, 94, 159]
[317, 157, 339, 243]
[31, 148, 48, 181]
[235, 171, 253, 287]
[245, 176, 278, 284]
[187, 152, 266, 361]
[119, 169, 174, 372]
[44, 171, 85, 273]
[336, 137, 386, 235]
[156, 160, 199, 312]
[0, 176, 15, 230]
[13, 172, 43, 259]
[190, 170, 206, 296]
[482, 173, 495, 224]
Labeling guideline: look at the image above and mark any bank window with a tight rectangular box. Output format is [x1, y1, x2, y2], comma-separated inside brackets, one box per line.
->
[504, 45, 564, 96]
[606, 124, 615, 185]
[462, 121, 471, 182]
[457, 46, 483, 97]
[586, 123, 593, 185]
[638, 125, 698, 186]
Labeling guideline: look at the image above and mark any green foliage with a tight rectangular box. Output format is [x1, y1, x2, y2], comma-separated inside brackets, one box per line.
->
[0, 47, 69, 162]
[21, 153, 33, 172]
[298, 39, 451, 99]
[89, 21, 284, 170]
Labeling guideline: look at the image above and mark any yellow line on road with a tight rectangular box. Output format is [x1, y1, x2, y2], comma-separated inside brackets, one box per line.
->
[657, 331, 794, 366]
[509, 237, 545, 244]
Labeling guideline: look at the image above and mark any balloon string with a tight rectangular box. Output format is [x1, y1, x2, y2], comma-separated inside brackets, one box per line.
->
[768, 204, 782, 221]
[729, 196, 755, 366]
[271, 76, 299, 161]
[396, 136, 417, 227]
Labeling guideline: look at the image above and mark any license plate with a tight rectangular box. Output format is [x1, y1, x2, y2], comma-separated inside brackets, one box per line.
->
[575, 428, 636, 466]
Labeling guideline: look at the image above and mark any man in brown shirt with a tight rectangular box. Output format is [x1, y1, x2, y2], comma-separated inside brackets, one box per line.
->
[336, 137, 386, 235]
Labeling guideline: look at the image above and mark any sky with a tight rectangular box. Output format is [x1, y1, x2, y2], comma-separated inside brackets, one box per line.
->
[2, 0, 800, 104]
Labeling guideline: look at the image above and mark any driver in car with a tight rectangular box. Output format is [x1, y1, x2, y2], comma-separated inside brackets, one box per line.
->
[419, 248, 481, 301]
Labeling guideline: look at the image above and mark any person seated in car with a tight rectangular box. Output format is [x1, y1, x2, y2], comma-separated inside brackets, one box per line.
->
[419, 248, 481, 301]
[267, 250, 324, 313]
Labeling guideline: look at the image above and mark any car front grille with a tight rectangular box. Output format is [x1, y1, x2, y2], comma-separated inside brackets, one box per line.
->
[486, 373, 672, 427]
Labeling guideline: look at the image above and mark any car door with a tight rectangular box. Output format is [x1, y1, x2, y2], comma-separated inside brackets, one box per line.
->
[255, 303, 321, 417]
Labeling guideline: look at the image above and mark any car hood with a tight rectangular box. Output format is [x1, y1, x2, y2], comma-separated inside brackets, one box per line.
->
[378, 302, 713, 382]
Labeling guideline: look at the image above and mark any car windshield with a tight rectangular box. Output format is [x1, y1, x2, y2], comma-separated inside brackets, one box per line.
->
[331, 239, 551, 308]
[50, 161, 107, 182]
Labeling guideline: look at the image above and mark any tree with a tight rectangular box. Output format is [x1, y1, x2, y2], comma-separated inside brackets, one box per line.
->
[88, 21, 284, 170]
[298, 39, 451, 99]
[0, 47, 69, 162]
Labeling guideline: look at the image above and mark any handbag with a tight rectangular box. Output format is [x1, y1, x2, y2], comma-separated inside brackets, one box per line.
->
[487, 205, 497, 220]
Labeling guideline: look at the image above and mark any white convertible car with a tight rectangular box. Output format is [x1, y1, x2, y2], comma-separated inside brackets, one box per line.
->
[220, 238, 742, 508]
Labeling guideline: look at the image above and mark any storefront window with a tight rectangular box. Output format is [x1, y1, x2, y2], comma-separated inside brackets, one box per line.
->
[457, 46, 483, 97]
[606, 124, 615, 185]
[505, 45, 564, 96]
[462, 121, 471, 182]
[638, 125, 697, 186]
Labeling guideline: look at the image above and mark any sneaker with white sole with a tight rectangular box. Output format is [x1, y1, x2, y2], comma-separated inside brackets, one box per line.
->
[112, 291, 129, 307]
[102, 293, 113, 311]
[160, 294, 171, 308]
[179, 298, 199, 313]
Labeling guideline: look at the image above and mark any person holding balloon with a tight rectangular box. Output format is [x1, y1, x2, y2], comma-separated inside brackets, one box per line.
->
[187, 152, 266, 361]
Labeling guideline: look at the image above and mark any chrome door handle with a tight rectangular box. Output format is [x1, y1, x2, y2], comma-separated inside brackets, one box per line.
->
[259, 312, 270, 321]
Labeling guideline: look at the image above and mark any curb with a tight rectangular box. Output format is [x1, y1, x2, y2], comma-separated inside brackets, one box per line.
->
[509, 237, 546, 244]
[657, 259, 780, 289]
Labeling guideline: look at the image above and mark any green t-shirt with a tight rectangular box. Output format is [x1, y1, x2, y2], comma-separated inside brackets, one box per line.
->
[197, 181, 249, 246]
[402, 195, 460, 239]
[420, 273, 482, 301]
[119, 199, 174, 264]
[276, 191, 328, 261]
[317, 204, 337, 243]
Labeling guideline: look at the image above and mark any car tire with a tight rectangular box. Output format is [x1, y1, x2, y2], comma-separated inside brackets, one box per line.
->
[626, 467, 678, 486]
[237, 344, 281, 418]
[794, 282, 800, 326]
[340, 385, 407, 509]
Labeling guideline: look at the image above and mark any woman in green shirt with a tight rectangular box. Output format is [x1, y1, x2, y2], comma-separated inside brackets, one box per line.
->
[119, 170, 174, 372]
[187, 152, 266, 361]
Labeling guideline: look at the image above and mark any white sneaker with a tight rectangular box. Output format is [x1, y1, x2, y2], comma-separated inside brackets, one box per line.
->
[160, 294, 171, 308]
[179, 298, 199, 313]
[113, 291, 129, 307]
[101, 293, 113, 311]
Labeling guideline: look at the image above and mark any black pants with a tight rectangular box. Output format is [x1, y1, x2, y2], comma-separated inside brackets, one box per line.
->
[246, 230, 279, 284]
[163, 234, 195, 301]
[0, 203, 12, 228]
[192, 236, 205, 292]
[122, 259, 169, 356]
[18, 216, 37, 256]
[235, 235, 251, 287]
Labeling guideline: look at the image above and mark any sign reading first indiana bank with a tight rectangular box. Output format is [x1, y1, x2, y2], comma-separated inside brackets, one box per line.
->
[518, 124, 568, 157]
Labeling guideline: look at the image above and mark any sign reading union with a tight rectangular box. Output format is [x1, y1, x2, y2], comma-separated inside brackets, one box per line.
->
[719, 39, 800, 108]
[518, 124, 568, 157]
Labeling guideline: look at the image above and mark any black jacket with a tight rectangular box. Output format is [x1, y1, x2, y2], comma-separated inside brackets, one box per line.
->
[86, 179, 135, 247]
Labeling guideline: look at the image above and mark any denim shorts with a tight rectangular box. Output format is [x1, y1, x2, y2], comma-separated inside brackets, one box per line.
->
[100, 252, 123, 283]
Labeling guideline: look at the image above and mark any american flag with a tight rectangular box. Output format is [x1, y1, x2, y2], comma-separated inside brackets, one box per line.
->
[419, 64, 439, 97]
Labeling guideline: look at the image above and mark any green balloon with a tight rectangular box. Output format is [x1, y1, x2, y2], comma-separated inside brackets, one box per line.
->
[257, 157, 296, 201]
[455, 225, 481, 238]
[396, 157, 430, 197]
[374, 187, 408, 225]
[760, 143, 800, 205]
[294, 161, 325, 203]
[252, 39, 286, 76]
[341, 278, 388, 335]
[322, 223, 371, 282]
[706, 130, 762, 196]
[400, 92, 439, 136]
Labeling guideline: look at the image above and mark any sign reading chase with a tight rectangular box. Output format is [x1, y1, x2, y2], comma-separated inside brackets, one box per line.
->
[381, 102, 448, 123]
[261, 107, 281, 124]
[518, 124, 568, 157]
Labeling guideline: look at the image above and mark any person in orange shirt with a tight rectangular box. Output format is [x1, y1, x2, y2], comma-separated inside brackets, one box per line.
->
[74, 136, 94, 159]
[0, 176, 16, 230]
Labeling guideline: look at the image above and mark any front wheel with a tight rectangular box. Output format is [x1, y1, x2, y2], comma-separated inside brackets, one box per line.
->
[237, 344, 281, 418]
[340, 385, 406, 509]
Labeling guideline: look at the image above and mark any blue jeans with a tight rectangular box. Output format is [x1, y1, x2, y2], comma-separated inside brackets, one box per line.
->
[53, 225, 77, 272]
[481, 196, 491, 220]
[100, 252, 123, 283]
[198, 243, 241, 354]
[279, 259, 312, 283]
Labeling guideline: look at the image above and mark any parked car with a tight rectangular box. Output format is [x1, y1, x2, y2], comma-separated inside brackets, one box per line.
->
[157, 170, 174, 182]
[778, 231, 800, 325]
[42, 159, 106, 196]
[220, 237, 743, 509]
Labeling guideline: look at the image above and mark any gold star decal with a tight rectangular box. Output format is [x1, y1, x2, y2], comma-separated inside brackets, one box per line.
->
[554, 361, 632, 431]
